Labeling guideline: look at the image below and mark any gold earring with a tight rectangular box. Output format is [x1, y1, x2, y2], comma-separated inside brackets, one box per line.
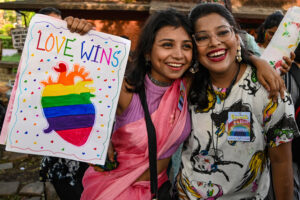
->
[189, 61, 199, 74]
[236, 45, 242, 63]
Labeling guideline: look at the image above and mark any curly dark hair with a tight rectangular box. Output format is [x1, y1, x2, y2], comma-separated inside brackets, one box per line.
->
[125, 8, 195, 93]
[188, 3, 252, 111]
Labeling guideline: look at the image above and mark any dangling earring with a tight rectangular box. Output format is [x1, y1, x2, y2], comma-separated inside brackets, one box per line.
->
[189, 61, 199, 74]
[236, 45, 242, 63]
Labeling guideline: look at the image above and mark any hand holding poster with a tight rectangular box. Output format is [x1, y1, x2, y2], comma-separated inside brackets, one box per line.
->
[0, 14, 131, 165]
[261, 6, 300, 74]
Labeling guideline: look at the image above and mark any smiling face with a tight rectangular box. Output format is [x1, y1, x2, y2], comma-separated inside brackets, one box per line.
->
[148, 26, 193, 83]
[194, 13, 239, 77]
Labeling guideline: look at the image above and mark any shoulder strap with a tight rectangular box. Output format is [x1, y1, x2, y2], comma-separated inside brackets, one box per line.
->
[138, 88, 158, 199]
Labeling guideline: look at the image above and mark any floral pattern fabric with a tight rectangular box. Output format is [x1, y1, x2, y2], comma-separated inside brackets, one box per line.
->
[40, 156, 88, 186]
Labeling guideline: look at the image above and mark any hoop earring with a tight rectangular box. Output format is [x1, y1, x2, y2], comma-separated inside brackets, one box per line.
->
[236, 45, 242, 63]
[189, 61, 199, 74]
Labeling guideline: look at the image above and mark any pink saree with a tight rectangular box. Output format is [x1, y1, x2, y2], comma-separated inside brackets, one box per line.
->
[81, 79, 189, 200]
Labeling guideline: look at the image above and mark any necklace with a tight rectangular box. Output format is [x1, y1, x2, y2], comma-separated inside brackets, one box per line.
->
[210, 64, 241, 162]
[210, 64, 241, 101]
[147, 73, 172, 87]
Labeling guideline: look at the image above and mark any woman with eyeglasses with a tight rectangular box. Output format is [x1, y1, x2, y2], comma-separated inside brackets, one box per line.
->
[176, 3, 299, 200]
[34, 7, 293, 199]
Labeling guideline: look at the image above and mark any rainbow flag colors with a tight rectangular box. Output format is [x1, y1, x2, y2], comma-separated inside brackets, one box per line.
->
[41, 80, 96, 146]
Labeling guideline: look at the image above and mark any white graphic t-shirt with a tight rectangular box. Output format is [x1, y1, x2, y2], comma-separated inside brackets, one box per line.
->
[178, 66, 299, 200]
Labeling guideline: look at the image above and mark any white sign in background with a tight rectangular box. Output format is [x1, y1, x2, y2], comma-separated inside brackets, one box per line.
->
[1, 14, 130, 165]
[11, 27, 28, 50]
[261, 6, 300, 73]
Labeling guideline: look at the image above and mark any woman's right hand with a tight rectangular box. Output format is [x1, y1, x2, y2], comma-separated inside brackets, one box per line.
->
[64, 16, 94, 35]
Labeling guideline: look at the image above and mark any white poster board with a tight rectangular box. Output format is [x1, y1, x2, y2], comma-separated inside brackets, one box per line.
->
[0, 14, 131, 165]
[261, 7, 300, 73]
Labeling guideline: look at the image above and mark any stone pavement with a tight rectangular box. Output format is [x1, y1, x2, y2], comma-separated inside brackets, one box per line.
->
[0, 145, 60, 200]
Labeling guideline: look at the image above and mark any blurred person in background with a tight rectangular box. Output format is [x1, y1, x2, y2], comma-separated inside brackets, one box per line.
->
[256, 10, 284, 53]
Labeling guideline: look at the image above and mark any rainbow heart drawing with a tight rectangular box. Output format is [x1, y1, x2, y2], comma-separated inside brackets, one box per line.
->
[40, 62, 96, 146]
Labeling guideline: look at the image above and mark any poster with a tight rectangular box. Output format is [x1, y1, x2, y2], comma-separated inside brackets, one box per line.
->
[261, 6, 300, 73]
[0, 14, 131, 165]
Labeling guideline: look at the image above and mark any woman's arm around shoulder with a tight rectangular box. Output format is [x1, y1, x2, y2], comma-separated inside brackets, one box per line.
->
[250, 55, 285, 101]
[250, 52, 295, 101]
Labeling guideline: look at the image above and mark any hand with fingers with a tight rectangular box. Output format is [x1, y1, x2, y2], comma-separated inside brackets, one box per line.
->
[64, 16, 94, 35]
[279, 52, 296, 75]
[255, 58, 286, 102]
[255, 52, 296, 102]
[90, 141, 118, 172]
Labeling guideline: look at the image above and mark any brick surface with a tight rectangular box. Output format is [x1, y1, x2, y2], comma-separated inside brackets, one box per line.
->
[19, 181, 44, 196]
[0, 162, 13, 170]
[0, 181, 20, 196]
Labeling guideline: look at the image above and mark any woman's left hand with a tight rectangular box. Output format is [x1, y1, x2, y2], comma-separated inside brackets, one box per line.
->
[251, 55, 285, 101]
[280, 52, 295, 75]
[89, 141, 117, 172]
[255, 58, 286, 101]
[64, 16, 94, 35]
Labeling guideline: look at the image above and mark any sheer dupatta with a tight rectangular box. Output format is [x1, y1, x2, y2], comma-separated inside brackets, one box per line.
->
[81, 79, 188, 200]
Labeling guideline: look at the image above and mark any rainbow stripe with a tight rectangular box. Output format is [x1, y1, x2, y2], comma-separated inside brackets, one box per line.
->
[228, 124, 250, 136]
[41, 81, 95, 146]
[43, 104, 95, 118]
[227, 119, 251, 136]
[41, 93, 95, 108]
[41, 81, 95, 96]
[56, 127, 93, 146]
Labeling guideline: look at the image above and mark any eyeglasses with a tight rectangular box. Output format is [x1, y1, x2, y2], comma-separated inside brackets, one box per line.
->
[193, 26, 234, 47]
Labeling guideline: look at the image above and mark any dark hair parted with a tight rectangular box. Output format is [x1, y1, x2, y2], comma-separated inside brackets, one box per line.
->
[188, 3, 252, 111]
[125, 8, 194, 93]
[256, 10, 284, 44]
[38, 7, 62, 17]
